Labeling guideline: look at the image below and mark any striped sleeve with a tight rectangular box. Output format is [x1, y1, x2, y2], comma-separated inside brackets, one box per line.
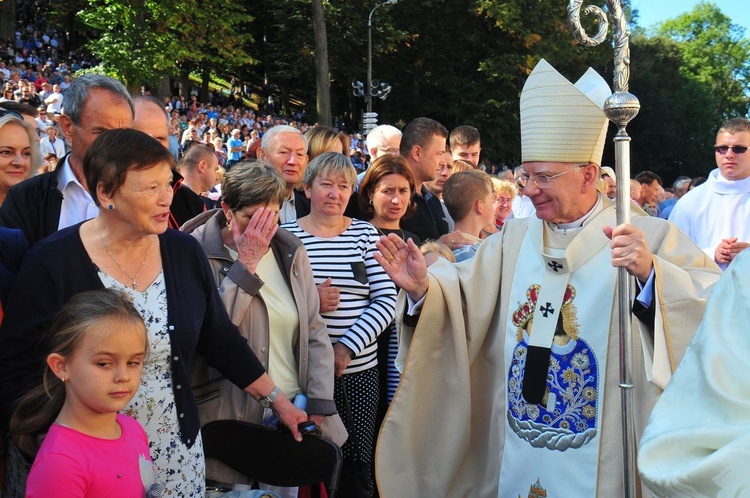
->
[282, 219, 397, 372]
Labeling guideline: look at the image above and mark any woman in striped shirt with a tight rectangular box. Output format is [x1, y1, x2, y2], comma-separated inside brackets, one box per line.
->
[282, 152, 396, 497]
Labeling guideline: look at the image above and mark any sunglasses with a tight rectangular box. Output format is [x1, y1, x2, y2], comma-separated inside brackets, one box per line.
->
[714, 145, 748, 155]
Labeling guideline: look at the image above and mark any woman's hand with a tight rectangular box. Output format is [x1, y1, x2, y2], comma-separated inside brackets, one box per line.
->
[333, 342, 354, 377]
[317, 277, 341, 313]
[272, 394, 309, 442]
[375, 233, 429, 302]
[233, 206, 278, 274]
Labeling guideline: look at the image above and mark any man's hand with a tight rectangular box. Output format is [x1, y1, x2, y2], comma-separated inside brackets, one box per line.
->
[317, 277, 341, 313]
[603, 224, 653, 283]
[715, 237, 749, 265]
[333, 342, 354, 377]
[375, 233, 429, 302]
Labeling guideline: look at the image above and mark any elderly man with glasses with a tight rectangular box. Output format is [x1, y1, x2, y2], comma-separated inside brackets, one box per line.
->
[372, 59, 721, 498]
[668, 117, 750, 270]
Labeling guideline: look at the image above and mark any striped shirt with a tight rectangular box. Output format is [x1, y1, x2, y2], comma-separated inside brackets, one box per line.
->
[283, 219, 397, 373]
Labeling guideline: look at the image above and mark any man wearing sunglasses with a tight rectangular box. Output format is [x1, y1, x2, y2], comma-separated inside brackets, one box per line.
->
[374, 59, 721, 498]
[668, 118, 750, 270]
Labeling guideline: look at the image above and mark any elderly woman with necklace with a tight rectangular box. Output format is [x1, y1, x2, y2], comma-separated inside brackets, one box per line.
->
[0, 129, 307, 497]
[358, 155, 420, 419]
[282, 152, 397, 497]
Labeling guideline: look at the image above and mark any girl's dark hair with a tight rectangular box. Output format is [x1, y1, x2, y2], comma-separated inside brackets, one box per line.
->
[84, 128, 175, 207]
[10, 288, 147, 459]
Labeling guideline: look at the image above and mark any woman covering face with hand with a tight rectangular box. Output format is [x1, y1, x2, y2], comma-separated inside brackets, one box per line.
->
[182, 162, 346, 492]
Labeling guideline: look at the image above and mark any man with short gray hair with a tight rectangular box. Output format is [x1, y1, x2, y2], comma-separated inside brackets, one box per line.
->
[257, 125, 310, 223]
[0, 74, 134, 246]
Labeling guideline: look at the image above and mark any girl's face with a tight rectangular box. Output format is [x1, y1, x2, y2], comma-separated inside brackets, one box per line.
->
[54, 317, 147, 417]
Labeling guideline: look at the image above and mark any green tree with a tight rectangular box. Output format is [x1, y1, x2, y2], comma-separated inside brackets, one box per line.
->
[657, 2, 750, 122]
[625, 35, 716, 182]
[77, 0, 254, 95]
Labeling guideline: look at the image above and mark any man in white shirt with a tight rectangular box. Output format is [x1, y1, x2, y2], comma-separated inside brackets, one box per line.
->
[669, 117, 750, 269]
[0, 75, 134, 246]
[44, 84, 64, 115]
[38, 126, 66, 158]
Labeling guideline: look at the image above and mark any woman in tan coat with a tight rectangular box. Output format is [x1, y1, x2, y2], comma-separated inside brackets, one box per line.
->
[183, 162, 346, 494]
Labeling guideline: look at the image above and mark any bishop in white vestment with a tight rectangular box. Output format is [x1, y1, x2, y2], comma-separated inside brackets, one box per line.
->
[373, 59, 721, 498]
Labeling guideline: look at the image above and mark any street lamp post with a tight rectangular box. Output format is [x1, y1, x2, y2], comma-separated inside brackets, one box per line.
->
[367, 0, 397, 114]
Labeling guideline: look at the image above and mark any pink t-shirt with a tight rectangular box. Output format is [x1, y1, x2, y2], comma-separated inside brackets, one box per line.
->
[27, 414, 160, 497]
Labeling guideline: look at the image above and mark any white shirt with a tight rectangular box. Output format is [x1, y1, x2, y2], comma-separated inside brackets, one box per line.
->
[57, 157, 99, 231]
[39, 136, 66, 158]
[668, 168, 750, 269]
[511, 194, 536, 218]
[45, 92, 64, 114]
[278, 193, 297, 224]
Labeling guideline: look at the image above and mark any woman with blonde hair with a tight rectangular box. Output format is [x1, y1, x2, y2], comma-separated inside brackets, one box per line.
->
[283, 152, 396, 496]
[490, 177, 517, 229]
[305, 126, 350, 160]
[0, 111, 38, 205]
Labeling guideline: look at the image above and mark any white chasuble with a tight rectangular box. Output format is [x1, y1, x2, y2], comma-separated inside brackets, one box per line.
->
[498, 212, 617, 498]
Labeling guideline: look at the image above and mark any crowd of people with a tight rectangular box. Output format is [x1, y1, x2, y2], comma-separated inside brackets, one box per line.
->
[0, 26, 749, 498]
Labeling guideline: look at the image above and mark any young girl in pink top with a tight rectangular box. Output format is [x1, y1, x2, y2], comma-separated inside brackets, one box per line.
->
[11, 288, 164, 497]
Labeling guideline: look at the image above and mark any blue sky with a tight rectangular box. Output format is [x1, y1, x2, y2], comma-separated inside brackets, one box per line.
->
[631, 0, 749, 36]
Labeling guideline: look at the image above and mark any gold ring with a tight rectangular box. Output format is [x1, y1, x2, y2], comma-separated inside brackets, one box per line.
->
[387, 256, 394, 263]
[451, 239, 455, 245]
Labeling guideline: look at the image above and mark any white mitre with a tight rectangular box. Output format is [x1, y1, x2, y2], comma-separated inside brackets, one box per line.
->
[521, 58, 611, 165]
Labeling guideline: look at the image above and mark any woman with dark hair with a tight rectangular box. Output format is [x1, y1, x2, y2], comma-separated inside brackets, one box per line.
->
[358, 155, 421, 413]
[0, 129, 307, 497]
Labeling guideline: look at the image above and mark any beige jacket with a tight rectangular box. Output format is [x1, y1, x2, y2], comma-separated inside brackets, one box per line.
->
[184, 209, 347, 484]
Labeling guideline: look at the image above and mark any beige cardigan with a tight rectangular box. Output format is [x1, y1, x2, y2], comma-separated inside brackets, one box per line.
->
[184, 209, 347, 484]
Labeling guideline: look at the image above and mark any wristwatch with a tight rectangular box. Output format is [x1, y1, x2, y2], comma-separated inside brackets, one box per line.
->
[259, 386, 281, 409]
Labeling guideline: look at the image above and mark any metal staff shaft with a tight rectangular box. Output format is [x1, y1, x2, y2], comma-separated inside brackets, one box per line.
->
[568, 1, 640, 496]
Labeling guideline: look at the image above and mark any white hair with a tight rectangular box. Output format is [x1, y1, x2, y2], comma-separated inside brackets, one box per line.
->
[365, 124, 402, 151]
[260, 124, 308, 150]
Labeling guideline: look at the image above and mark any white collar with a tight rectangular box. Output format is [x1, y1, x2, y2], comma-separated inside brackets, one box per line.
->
[708, 168, 750, 194]
[547, 195, 602, 234]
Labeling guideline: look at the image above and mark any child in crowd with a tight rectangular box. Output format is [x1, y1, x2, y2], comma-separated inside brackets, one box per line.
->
[420, 240, 456, 266]
[10, 288, 163, 497]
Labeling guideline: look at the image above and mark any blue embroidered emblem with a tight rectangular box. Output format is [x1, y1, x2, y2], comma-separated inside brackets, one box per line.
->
[507, 284, 599, 451]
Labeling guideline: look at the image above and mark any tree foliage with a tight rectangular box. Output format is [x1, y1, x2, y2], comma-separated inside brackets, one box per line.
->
[657, 2, 750, 122]
[77, 0, 254, 92]
[46, 0, 749, 172]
